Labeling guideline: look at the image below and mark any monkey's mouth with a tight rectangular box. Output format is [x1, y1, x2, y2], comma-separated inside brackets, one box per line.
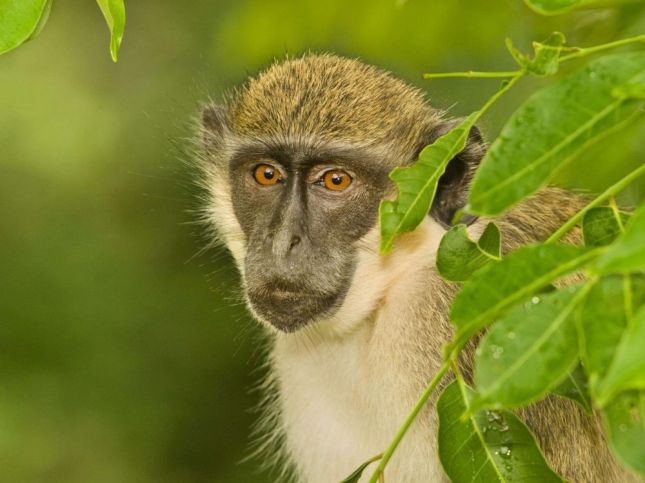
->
[246, 282, 344, 333]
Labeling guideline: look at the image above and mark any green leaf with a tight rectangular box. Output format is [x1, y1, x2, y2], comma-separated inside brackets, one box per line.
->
[437, 223, 501, 282]
[613, 82, 645, 100]
[528, 32, 566, 76]
[340, 454, 382, 483]
[0, 0, 51, 55]
[96, 0, 126, 62]
[552, 363, 592, 415]
[448, 244, 599, 351]
[595, 304, 645, 406]
[437, 381, 562, 482]
[578, 275, 645, 398]
[602, 390, 645, 475]
[467, 53, 645, 216]
[506, 32, 566, 77]
[595, 203, 645, 274]
[523, 0, 593, 15]
[379, 113, 478, 253]
[478, 222, 502, 258]
[505, 38, 528, 69]
[471, 287, 585, 411]
[582, 207, 629, 247]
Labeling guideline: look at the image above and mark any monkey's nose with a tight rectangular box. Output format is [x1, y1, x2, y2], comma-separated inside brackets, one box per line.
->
[264, 231, 303, 259]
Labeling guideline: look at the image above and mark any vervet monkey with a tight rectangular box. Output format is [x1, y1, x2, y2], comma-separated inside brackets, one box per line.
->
[198, 54, 629, 482]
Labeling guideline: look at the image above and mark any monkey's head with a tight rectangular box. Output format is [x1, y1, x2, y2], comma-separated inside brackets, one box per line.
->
[200, 54, 484, 334]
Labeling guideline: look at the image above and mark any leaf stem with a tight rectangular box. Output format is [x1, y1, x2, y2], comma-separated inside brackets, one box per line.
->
[451, 359, 471, 422]
[368, 361, 450, 483]
[559, 34, 645, 63]
[545, 164, 645, 244]
[341, 453, 384, 482]
[423, 34, 645, 81]
[623, 275, 633, 322]
[608, 195, 626, 233]
[451, 359, 465, 387]
[473, 74, 523, 123]
[423, 70, 523, 79]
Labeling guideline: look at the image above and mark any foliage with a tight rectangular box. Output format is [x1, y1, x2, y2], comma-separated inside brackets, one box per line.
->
[436, 222, 500, 282]
[596, 304, 645, 403]
[468, 52, 645, 216]
[0, 0, 51, 54]
[95, 0, 126, 62]
[582, 206, 629, 247]
[603, 390, 645, 474]
[0, 0, 124, 60]
[380, 113, 478, 253]
[471, 286, 585, 411]
[578, 275, 645, 402]
[350, 30, 645, 483]
[524, 0, 595, 16]
[551, 363, 593, 414]
[448, 244, 597, 350]
[596, 203, 645, 274]
[505, 31, 565, 76]
[437, 381, 562, 482]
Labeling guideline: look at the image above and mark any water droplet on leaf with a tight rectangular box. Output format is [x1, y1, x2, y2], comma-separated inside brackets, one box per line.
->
[491, 345, 504, 359]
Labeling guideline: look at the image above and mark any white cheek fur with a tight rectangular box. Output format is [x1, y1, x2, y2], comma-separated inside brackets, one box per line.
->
[313, 217, 447, 338]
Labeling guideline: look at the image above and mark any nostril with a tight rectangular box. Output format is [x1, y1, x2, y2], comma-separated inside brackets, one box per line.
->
[289, 236, 301, 250]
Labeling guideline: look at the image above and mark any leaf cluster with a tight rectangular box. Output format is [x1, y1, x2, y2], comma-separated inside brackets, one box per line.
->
[0, 0, 125, 61]
[353, 28, 645, 483]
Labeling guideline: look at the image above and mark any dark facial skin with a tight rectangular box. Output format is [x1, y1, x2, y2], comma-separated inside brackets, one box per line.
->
[229, 140, 392, 332]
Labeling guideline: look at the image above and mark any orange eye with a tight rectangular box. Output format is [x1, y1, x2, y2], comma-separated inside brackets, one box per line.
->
[253, 164, 283, 186]
[322, 170, 352, 191]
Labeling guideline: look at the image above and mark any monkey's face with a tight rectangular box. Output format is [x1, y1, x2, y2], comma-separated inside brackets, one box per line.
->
[228, 143, 391, 332]
[200, 55, 483, 334]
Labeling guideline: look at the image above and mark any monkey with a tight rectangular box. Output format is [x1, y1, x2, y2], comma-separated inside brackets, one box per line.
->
[197, 54, 633, 482]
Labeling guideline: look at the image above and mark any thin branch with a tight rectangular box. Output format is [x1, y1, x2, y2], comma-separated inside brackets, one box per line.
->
[608, 195, 626, 232]
[474, 75, 523, 122]
[559, 34, 645, 63]
[368, 361, 450, 483]
[423, 34, 645, 81]
[423, 70, 523, 79]
[545, 164, 645, 244]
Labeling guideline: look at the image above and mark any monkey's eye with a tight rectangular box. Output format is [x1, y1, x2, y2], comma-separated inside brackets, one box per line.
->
[320, 170, 352, 191]
[253, 164, 283, 186]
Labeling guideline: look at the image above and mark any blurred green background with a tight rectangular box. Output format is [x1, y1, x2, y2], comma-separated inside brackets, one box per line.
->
[0, 1, 643, 482]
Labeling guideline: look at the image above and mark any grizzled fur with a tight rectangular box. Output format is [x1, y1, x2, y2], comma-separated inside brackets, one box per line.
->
[226, 54, 436, 147]
[197, 54, 632, 482]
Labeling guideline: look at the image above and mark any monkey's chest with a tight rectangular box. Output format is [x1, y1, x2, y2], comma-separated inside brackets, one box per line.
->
[272, 329, 445, 482]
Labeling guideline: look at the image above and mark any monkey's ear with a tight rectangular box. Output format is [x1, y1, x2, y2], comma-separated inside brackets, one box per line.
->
[201, 103, 230, 154]
[424, 120, 485, 227]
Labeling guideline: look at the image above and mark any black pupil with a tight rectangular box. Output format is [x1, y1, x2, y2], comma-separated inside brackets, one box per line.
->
[263, 168, 274, 180]
[331, 174, 343, 185]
